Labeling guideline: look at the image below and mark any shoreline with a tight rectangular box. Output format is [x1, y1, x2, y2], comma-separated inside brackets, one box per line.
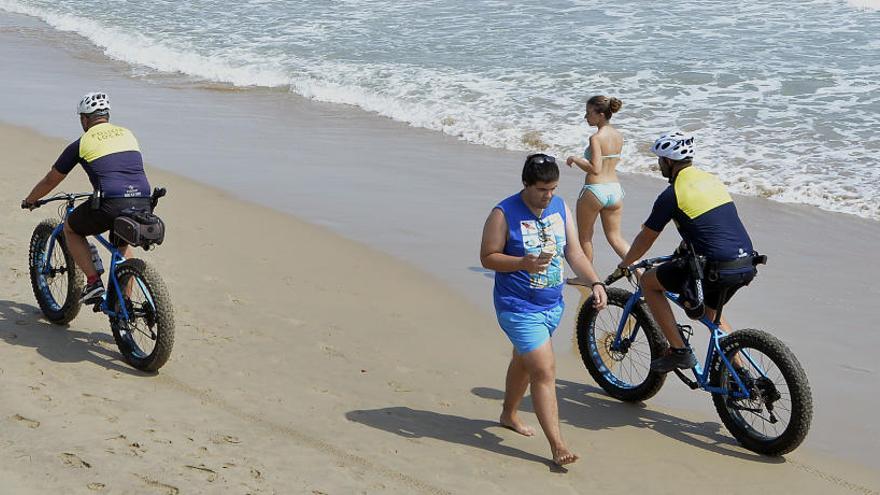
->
[0, 10, 878, 493]
[3, 8, 880, 464]
[2, 123, 878, 493]
[1, 9, 879, 225]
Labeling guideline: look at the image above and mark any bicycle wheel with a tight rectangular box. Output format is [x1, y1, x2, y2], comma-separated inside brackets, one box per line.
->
[28, 219, 84, 324]
[107, 258, 175, 372]
[576, 287, 668, 402]
[710, 329, 812, 456]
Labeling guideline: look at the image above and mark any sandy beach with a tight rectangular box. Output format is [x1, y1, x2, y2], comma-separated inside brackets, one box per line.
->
[2, 127, 879, 493]
[2, 7, 880, 494]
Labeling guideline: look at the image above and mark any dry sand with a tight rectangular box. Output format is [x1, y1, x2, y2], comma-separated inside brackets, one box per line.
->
[1, 124, 879, 494]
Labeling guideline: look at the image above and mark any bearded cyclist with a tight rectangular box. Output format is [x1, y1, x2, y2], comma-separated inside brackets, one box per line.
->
[618, 131, 759, 373]
[22, 92, 152, 305]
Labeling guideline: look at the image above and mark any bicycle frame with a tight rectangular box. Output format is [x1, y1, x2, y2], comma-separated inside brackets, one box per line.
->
[38, 200, 145, 322]
[610, 257, 766, 400]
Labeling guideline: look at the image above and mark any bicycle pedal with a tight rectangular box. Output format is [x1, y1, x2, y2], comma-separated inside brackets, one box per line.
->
[92, 303, 103, 313]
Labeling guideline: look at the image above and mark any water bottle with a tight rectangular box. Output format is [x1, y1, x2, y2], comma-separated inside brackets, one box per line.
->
[88, 243, 105, 275]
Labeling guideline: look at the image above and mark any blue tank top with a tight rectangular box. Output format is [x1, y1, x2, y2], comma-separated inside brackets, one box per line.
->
[493, 193, 568, 313]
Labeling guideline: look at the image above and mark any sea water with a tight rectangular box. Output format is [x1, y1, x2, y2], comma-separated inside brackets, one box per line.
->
[1, 0, 878, 220]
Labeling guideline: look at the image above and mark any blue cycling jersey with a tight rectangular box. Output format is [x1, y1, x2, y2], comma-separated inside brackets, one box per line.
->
[644, 166, 752, 261]
[52, 123, 150, 198]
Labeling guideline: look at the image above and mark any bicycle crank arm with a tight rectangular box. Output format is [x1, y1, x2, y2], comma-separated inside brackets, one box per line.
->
[673, 369, 699, 389]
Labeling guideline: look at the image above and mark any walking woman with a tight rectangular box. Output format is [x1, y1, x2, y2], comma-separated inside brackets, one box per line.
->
[566, 96, 630, 285]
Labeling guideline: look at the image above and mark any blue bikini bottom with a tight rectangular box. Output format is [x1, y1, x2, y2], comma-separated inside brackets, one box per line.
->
[579, 182, 625, 208]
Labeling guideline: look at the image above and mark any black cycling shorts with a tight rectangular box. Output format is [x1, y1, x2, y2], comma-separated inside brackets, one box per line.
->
[67, 197, 151, 244]
[655, 258, 756, 310]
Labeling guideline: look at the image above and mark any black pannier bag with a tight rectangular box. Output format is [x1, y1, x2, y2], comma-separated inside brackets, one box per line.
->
[113, 207, 165, 250]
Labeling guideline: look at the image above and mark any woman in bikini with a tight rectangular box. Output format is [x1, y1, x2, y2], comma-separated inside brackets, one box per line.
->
[566, 95, 630, 285]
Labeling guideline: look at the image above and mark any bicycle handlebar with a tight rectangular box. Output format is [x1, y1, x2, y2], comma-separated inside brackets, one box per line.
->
[22, 187, 166, 210]
[23, 192, 94, 210]
[604, 254, 680, 286]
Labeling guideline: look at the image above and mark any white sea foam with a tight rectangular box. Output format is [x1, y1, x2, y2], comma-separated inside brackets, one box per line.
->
[846, 0, 880, 10]
[1, 0, 878, 220]
[0, 0, 290, 87]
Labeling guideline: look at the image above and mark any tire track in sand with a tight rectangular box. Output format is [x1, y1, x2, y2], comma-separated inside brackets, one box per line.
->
[788, 460, 879, 495]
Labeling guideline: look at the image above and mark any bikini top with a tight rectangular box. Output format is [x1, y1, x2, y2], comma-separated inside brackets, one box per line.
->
[584, 144, 622, 160]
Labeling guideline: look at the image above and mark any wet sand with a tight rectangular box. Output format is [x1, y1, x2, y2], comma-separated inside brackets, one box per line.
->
[1, 9, 879, 494]
[2, 123, 878, 494]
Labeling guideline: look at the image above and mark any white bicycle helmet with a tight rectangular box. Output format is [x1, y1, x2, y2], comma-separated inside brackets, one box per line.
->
[652, 131, 694, 160]
[77, 92, 110, 115]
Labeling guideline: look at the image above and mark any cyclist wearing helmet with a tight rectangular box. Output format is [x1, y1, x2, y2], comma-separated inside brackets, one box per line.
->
[617, 131, 756, 372]
[22, 92, 152, 305]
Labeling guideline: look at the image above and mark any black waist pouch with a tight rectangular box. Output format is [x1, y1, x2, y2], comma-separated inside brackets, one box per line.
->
[704, 253, 765, 286]
[113, 207, 165, 250]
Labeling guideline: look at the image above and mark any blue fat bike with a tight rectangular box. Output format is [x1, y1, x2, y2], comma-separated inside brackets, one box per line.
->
[576, 255, 812, 456]
[25, 190, 174, 372]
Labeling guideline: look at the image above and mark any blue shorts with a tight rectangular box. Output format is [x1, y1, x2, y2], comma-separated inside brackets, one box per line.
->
[496, 303, 564, 354]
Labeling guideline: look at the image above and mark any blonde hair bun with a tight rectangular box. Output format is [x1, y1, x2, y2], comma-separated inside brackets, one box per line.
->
[609, 97, 622, 113]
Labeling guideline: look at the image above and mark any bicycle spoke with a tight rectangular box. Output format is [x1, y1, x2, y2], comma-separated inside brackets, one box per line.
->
[591, 308, 652, 389]
[723, 345, 794, 442]
[40, 241, 71, 311]
[112, 272, 159, 359]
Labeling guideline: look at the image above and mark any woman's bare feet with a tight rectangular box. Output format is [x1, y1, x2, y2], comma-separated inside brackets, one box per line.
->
[499, 413, 535, 437]
[551, 445, 579, 466]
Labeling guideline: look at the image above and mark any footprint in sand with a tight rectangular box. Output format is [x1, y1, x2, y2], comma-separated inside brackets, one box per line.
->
[82, 393, 115, 404]
[225, 294, 245, 305]
[387, 381, 412, 393]
[12, 414, 40, 429]
[103, 435, 146, 456]
[128, 442, 147, 457]
[320, 343, 345, 359]
[136, 475, 179, 495]
[210, 434, 241, 445]
[184, 464, 217, 482]
[87, 482, 106, 491]
[60, 453, 91, 468]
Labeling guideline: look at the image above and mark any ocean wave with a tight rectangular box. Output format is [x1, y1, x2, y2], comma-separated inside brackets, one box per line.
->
[845, 0, 880, 10]
[0, 0, 291, 87]
[1, 0, 878, 221]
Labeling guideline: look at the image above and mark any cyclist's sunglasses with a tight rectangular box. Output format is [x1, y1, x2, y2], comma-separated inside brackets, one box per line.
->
[526, 154, 556, 166]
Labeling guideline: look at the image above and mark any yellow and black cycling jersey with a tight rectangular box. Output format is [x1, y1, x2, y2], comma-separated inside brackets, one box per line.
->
[644, 166, 753, 261]
[52, 122, 150, 198]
